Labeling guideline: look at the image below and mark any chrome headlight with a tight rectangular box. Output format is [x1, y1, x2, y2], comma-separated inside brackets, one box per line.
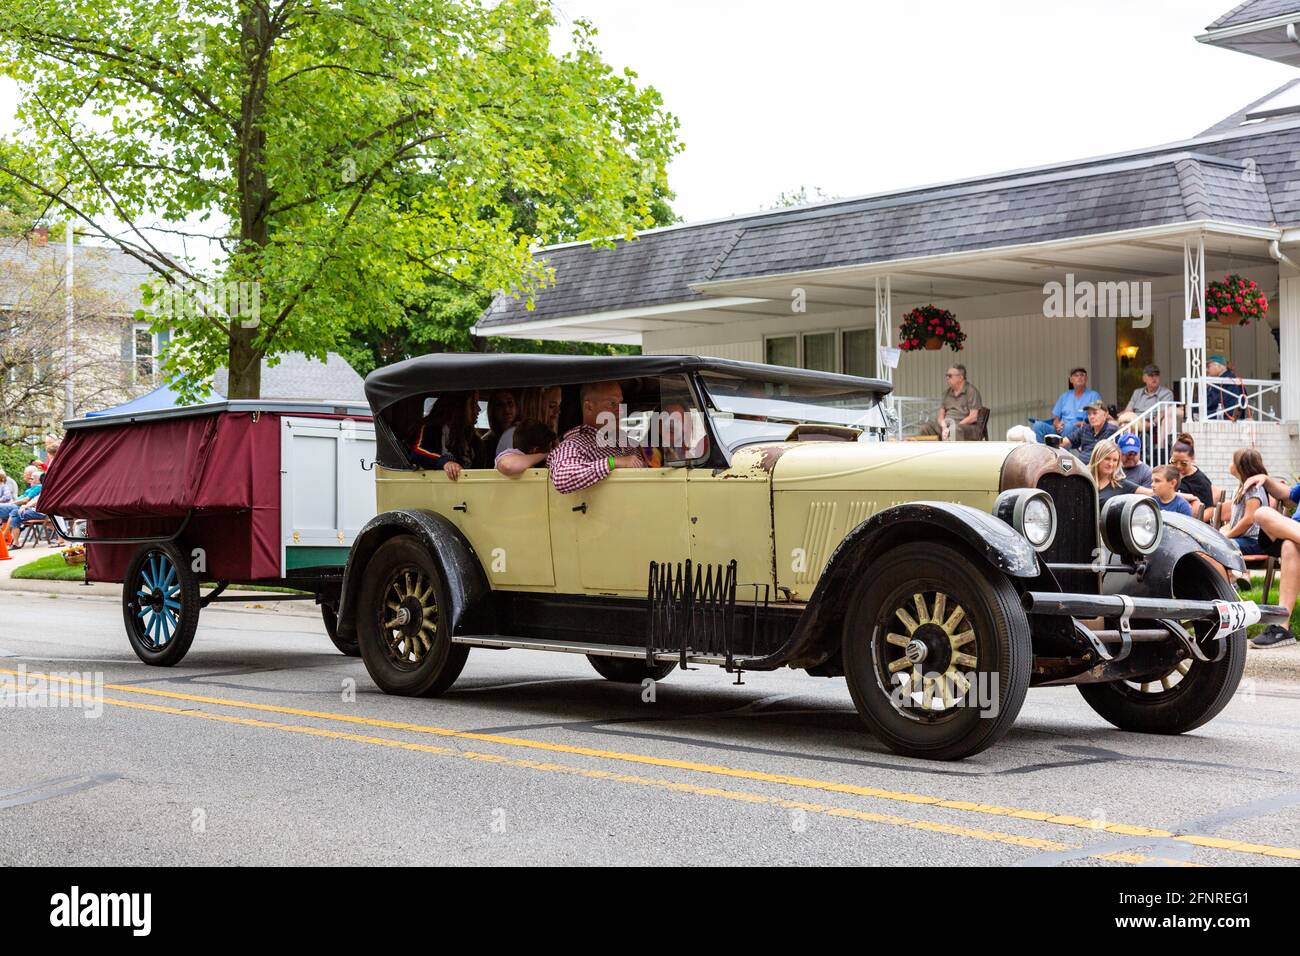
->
[994, 488, 1057, 551]
[1101, 494, 1163, 557]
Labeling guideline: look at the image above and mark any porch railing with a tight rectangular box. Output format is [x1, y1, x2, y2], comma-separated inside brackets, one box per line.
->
[1113, 400, 1181, 469]
[1180, 376, 1282, 423]
[891, 395, 940, 439]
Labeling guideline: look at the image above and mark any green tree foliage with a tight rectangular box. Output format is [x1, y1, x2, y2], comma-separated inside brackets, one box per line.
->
[0, 0, 681, 398]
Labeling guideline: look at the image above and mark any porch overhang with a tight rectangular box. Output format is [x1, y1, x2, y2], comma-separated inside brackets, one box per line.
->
[477, 221, 1285, 344]
[1197, 9, 1300, 68]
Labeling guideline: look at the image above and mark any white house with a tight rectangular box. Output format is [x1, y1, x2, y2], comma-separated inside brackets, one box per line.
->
[476, 0, 1300, 482]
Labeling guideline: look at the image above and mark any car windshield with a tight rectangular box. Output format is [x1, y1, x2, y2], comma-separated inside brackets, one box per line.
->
[697, 370, 889, 450]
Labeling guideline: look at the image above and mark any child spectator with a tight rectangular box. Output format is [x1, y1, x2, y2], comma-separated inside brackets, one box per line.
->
[1221, 448, 1270, 556]
[1151, 465, 1193, 516]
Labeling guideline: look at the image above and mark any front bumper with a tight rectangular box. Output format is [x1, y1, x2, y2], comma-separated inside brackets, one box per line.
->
[1023, 591, 1289, 627]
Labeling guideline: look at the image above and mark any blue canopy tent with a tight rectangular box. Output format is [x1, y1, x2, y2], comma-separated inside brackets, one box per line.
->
[86, 382, 224, 418]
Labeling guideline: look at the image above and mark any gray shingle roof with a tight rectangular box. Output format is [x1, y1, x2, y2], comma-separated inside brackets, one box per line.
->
[478, 137, 1288, 331]
[212, 351, 365, 402]
[1207, 0, 1300, 30]
[705, 155, 1272, 284]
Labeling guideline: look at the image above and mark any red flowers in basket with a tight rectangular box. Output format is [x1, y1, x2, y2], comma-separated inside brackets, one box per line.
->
[1206, 274, 1268, 325]
[899, 304, 966, 351]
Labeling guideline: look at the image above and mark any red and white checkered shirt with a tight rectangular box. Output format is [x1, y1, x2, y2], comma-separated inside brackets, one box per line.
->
[548, 425, 626, 494]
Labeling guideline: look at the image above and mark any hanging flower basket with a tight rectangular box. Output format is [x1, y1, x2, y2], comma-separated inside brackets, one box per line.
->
[899, 305, 965, 352]
[1206, 274, 1267, 326]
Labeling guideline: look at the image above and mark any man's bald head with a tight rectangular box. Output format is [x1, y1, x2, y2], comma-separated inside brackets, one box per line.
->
[581, 381, 623, 428]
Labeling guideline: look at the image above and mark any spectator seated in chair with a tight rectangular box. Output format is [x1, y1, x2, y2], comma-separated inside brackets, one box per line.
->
[0, 466, 42, 547]
[918, 365, 984, 441]
[1060, 401, 1117, 461]
[1031, 366, 1101, 442]
[1115, 432, 1153, 488]
[1236, 472, 1300, 648]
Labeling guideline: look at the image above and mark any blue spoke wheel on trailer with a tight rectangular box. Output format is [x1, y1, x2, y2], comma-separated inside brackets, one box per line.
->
[122, 540, 200, 666]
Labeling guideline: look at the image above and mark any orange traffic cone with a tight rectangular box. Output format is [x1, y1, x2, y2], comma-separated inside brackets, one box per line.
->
[0, 524, 10, 561]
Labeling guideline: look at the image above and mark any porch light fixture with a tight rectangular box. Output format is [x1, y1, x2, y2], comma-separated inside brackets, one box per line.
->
[1118, 344, 1140, 361]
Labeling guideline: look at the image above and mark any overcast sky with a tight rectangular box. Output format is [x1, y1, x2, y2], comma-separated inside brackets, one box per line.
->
[2, 0, 1294, 237]
[554, 0, 1297, 222]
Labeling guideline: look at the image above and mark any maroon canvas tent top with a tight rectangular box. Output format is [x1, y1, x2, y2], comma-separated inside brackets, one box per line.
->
[40, 401, 371, 583]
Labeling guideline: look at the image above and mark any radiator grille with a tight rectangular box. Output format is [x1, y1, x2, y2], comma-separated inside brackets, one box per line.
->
[1037, 473, 1099, 594]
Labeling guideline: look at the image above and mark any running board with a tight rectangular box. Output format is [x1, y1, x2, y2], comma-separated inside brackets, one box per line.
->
[449, 635, 765, 667]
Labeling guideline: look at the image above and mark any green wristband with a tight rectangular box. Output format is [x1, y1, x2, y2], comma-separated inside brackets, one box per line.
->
[608, 455, 616, 470]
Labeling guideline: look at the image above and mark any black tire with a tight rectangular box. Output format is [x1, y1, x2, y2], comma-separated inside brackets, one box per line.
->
[122, 541, 200, 667]
[842, 541, 1031, 760]
[1078, 557, 1247, 735]
[587, 655, 676, 683]
[356, 535, 469, 697]
[321, 601, 360, 657]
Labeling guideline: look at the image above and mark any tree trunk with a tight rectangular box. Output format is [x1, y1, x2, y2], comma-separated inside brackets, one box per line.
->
[226, 323, 262, 399]
[228, 0, 272, 400]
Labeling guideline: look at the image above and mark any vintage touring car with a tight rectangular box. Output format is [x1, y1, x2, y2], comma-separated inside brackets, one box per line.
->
[327, 354, 1287, 760]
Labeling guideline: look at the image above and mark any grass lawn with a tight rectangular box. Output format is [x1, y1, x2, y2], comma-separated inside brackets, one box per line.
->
[1243, 580, 1299, 637]
[10, 553, 307, 594]
[10, 553, 87, 581]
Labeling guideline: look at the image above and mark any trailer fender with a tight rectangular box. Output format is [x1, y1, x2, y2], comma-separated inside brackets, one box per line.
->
[335, 509, 491, 642]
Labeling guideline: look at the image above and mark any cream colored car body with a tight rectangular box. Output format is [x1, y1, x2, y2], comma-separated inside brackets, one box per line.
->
[375, 439, 1020, 602]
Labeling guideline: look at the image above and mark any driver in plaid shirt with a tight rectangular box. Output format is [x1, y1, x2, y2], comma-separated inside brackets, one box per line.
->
[549, 381, 650, 494]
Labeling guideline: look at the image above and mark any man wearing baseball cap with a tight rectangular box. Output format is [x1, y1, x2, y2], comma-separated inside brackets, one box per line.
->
[1115, 432, 1153, 488]
[1061, 400, 1117, 461]
[1205, 355, 1246, 421]
[1118, 364, 1175, 425]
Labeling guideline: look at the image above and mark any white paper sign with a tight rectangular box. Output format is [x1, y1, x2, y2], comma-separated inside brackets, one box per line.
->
[878, 346, 901, 369]
[1183, 318, 1206, 350]
[1211, 600, 1262, 640]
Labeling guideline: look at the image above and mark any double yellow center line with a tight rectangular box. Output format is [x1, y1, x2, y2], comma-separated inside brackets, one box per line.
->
[3, 666, 1294, 863]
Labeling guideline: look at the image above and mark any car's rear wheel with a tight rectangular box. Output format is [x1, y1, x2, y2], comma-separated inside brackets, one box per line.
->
[321, 600, 360, 657]
[1077, 557, 1246, 734]
[357, 536, 469, 697]
[842, 541, 1031, 760]
[587, 655, 676, 683]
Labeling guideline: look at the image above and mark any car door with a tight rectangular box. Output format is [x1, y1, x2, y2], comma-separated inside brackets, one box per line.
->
[548, 467, 690, 595]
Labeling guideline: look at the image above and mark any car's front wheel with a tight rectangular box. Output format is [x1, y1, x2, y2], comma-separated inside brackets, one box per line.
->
[356, 535, 469, 697]
[842, 541, 1031, 760]
[1077, 556, 1247, 734]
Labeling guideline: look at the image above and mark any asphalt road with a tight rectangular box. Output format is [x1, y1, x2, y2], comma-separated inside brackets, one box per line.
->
[2, 587, 1299, 867]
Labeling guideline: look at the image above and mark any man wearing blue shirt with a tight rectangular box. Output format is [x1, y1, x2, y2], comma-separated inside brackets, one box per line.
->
[1032, 367, 1102, 443]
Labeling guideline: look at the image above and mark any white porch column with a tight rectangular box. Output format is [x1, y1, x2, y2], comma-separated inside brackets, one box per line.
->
[1183, 236, 1207, 421]
[1280, 270, 1300, 423]
[874, 274, 892, 383]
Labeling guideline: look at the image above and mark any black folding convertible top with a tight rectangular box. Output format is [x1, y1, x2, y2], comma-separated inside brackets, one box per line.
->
[364, 353, 892, 469]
